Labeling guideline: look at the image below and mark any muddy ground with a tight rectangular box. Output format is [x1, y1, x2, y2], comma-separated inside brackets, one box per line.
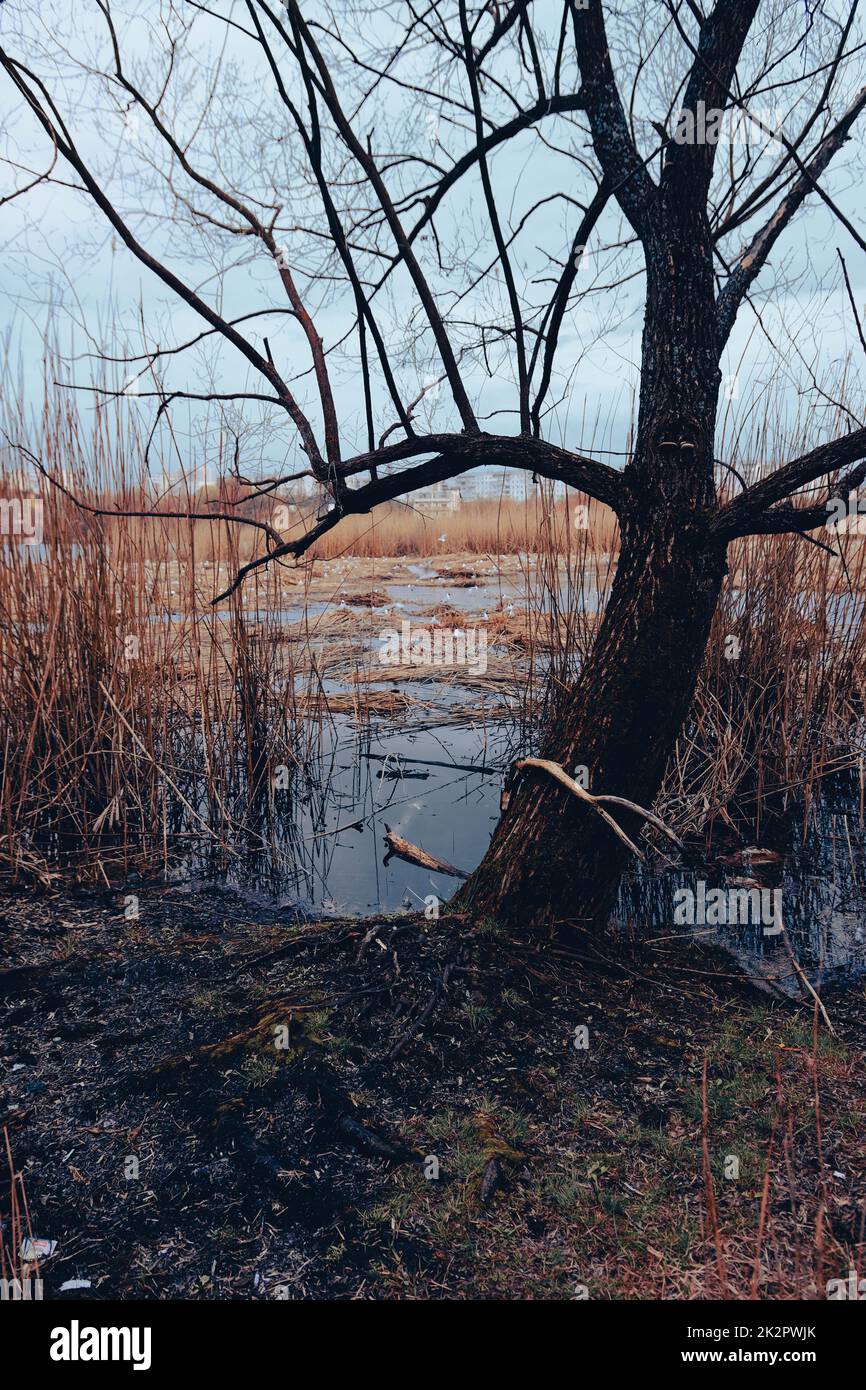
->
[1, 882, 864, 1300]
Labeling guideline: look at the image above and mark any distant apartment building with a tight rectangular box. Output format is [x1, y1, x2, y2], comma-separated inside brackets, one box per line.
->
[463, 468, 567, 503]
[273, 470, 566, 518]
[411, 483, 462, 515]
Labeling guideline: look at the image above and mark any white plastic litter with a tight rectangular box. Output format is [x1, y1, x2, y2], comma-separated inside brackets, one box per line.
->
[20, 1237, 57, 1261]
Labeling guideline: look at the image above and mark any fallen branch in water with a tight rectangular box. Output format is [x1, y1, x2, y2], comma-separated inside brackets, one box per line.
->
[512, 758, 686, 861]
[364, 752, 499, 776]
[382, 825, 469, 879]
[305, 818, 365, 841]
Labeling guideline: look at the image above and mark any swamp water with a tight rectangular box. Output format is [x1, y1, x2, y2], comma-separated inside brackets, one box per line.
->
[83, 568, 866, 994]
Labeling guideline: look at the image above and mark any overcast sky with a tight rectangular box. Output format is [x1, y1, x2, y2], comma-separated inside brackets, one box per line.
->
[1, 0, 864, 495]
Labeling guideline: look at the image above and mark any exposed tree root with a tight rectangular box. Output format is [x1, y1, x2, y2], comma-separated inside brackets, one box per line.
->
[382, 956, 461, 1060]
[512, 758, 687, 860]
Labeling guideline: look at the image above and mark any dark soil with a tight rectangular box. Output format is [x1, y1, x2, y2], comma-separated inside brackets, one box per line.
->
[1, 882, 863, 1300]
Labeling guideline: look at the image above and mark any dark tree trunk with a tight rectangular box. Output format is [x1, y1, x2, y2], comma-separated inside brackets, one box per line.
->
[460, 196, 728, 931]
[459, 507, 727, 928]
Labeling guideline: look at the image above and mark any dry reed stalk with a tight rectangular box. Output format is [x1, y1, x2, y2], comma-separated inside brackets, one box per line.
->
[701, 1055, 728, 1293]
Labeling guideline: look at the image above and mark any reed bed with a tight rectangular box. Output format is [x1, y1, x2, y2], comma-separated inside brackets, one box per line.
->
[0, 388, 331, 884]
[2, 372, 866, 884]
[294, 495, 619, 559]
[659, 530, 866, 847]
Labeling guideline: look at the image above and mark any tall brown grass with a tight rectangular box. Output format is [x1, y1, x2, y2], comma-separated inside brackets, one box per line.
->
[1, 1128, 39, 1295]
[661, 527, 866, 845]
[0, 380, 324, 883]
[293, 495, 619, 559]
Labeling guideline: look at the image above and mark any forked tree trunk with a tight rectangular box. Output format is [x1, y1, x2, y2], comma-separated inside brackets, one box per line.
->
[460, 198, 727, 931]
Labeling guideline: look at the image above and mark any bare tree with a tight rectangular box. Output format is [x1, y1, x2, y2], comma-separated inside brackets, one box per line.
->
[2, 0, 866, 930]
